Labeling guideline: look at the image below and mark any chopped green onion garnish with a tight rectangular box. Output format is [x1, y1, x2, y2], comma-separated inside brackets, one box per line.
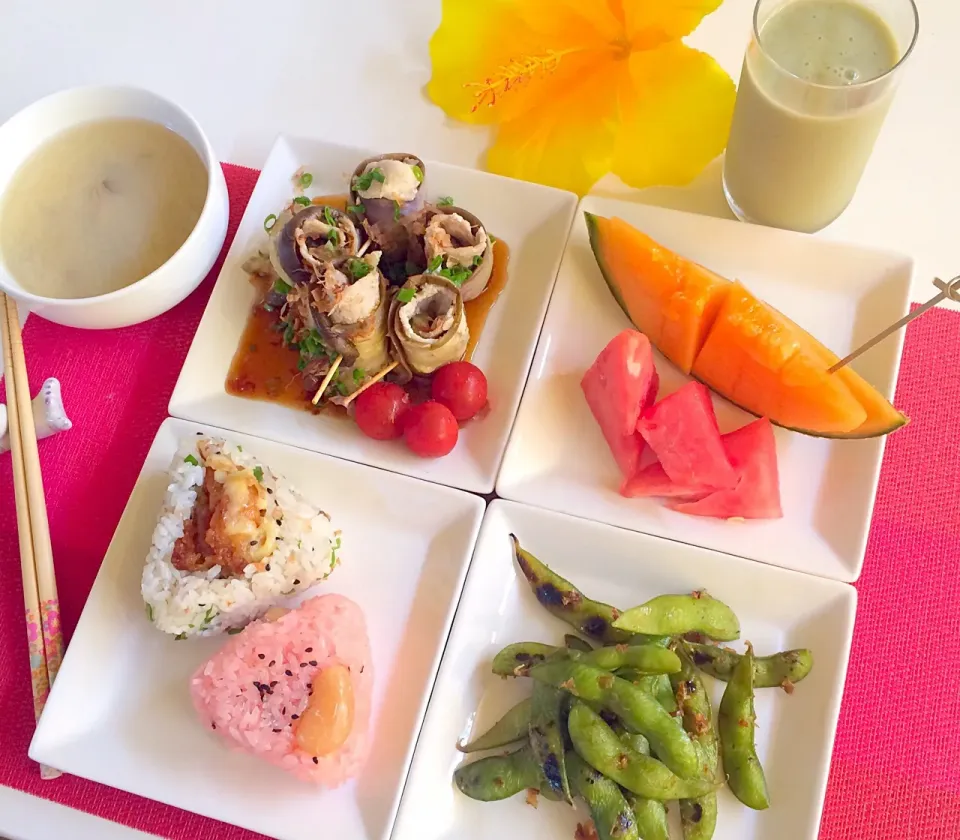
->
[174, 632, 187, 641]
[253, 466, 264, 482]
[184, 454, 199, 466]
[437, 196, 454, 207]
[396, 287, 416, 303]
[293, 196, 311, 207]
[353, 368, 365, 384]
[146, 603, 154, 622]
[263, 214, 278, 232]
[335, 380, 349, 396]
[438, 265, 472, 287]
[273, 278, 292, 295]
[299, 172, 313, 189]
[236, 445, 242, 451]
[354, 167, 385, 191]
[202, 606, 217, 626]
[347, 258, 372, 279]
[323, 206, 337, 226]
[427, 255, 443, 272]
[473, 255, 483, 267]
[262, 303, 275, 312]
[297, 357, 307, 371]
[393, 200, 401, 222]
[347, 203, 365, 215]
[327, 229, 340, 246]
[489, 233, 498, 243]
[412, 164, 424, 183]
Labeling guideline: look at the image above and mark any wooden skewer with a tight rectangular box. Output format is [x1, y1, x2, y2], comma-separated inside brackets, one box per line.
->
[311, 354, 343, 405]
[341, 361, 400, 409]
[1, 293, 62, 780]
[829, 275, 960, 373]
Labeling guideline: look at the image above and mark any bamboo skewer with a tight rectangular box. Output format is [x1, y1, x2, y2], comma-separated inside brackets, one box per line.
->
[1, 292, 62, 780]
[340, 361, 400, 409]
[829, 275, 960, 373]
[311, 354, 343, 405]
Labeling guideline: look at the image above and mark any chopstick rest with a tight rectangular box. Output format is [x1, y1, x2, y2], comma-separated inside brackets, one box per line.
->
[0, 377, 71, 455]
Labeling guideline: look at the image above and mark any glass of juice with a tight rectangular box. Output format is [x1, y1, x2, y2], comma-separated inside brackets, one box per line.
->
[722, 0, 919, 233]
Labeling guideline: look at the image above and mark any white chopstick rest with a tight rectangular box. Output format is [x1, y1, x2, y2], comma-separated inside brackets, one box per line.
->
[0, 377, 71, 454]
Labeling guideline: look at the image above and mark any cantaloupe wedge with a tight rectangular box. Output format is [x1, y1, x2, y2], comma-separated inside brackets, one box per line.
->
[585, 212, 907, 438]
[585, 213, 731, 374]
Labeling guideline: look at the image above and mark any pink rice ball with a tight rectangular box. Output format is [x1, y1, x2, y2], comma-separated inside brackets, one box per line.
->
[191, 593, 373, 786]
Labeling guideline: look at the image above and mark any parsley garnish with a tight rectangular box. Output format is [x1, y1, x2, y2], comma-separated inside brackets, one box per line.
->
[347, 203, 365, 215]
[298, 172, 313, 189]
[253, 466, 264, 482]
[412, 164, 424, 183]
[347, 258, 372, 280]
[427, 255, 443, 272]
[322, 206, 337, 226]
[293, 196, 311, 207]
[353, 368, 365, 384]
[273, 278, 292, 295]
[263, 214, 278, 232]
[393, 200, 401, 221]
[437, 196, 454, 207]
[354, 167, 385, 191]
[184, 454, 199, 467]
[396, 287, 416, 304]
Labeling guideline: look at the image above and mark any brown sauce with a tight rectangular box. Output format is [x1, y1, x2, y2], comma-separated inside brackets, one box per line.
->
[225, 193, 510, 413]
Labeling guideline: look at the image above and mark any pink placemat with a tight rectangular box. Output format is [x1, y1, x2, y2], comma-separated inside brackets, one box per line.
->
[1, 164, 959, 840]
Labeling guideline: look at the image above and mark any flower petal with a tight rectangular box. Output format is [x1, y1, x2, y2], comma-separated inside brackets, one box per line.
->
[427, 0, 621, 125]
[612, 43, 735, 189]
[485, 58, 626, 196]
[621, 0, 724, 43]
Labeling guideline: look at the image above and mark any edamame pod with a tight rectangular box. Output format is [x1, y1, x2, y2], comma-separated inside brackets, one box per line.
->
[567, 702, 718, 801]
[491, 642, 556, 677]
[567, 752, 641, 840]
[684, 641, 813, 690]
[453, 745, 541, 801]
[718, 644, 770, 810]
[671, 642, 719, 840]
[511, 535, 631, 644]
[612, 593, 740, 641]
[529, 682, 572, 803]
[564, 634, 595, 653]
[530, 661, 702, 780]
[632, 674, 679, 715]
[457, 698, 530, 753]
[579, 644, 681, 674]
[622, 791, 670, 840]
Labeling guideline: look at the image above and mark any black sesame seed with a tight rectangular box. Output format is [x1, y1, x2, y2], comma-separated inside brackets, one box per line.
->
[258, 653, 265, 659]
[309, 660, 318, 666]
[270, 681, 278, 687]
[273, 728, 282, 733]
[267, 488, 273, 494]
[312, 757, 319, 764]
[300, 663, 308, 668]
[249, 540, 257, 546]
[291, 714, 299, 720]
[293, 579, 301, 585]
[211, 723, 216, 729]
[276, 519, 282, 526]
[305, 647, 313, 653]
[285, 670, 293, 677]
[196, 432, 203, 436]
[265, 564, 271, 571]
[360, 666, 364, 673]
[269, 660, 275, 667]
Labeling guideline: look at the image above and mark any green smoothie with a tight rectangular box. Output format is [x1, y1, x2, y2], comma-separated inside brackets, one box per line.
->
[723, 0, 904, 232]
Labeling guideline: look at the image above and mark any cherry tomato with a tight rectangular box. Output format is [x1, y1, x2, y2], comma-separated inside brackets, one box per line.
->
[431, 362, 488, 421]
[353, 382, 410, 440]
[403, 401, 459, 458]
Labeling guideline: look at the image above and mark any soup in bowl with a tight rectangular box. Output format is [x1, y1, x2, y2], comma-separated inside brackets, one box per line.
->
[0, 85, 229, 329]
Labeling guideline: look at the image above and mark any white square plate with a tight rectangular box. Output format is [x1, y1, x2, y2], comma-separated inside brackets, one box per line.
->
[29, 417, 485, 840]
[169, 136, 577, 494]
[498, 198, 913, 582]
[393, 500, 857, 840]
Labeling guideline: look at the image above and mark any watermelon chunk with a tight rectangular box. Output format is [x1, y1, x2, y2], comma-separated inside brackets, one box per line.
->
[582, 330, 660, 478]
[670, 418, 782, 520]
[636, 382, 736, 490]
[620, 462, 711, 499]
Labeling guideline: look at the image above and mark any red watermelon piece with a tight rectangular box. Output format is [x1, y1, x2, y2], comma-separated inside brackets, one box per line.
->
[670, 418, 782, 519]
[636, 382, 736, 490]
[582, 330, 660, 478]
[620, 462, 711, 499]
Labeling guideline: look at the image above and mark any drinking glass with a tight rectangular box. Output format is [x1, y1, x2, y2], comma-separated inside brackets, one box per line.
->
[722, 0, 919, 233]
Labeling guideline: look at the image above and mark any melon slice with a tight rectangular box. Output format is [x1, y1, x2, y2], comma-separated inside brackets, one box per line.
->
[671, 418, 782, 520]
[585, 213, 731, 374]
[581, 330, 659, 478]
[636, 382, 737, 490]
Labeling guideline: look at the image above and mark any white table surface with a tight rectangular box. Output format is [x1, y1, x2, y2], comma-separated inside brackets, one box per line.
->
[0, 0, 955, 837]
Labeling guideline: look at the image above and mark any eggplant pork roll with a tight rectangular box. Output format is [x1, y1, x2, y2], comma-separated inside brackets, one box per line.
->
[421, 207, 494, 302]
[350, 153, 426, 261]
[388, 274, 469, 380]
[269, 205, 364, 290]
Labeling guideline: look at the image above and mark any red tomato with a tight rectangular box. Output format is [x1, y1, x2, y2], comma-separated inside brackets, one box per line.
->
[353, 382, 411, 440]
[431, 362, 488, 421]
[403, 401, 459, 458]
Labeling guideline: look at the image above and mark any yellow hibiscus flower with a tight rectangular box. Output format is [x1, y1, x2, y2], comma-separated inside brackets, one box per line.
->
[428, 0, 736, 195]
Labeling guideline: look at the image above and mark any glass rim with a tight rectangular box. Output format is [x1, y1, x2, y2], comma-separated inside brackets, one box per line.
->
[752, 0, 920, 90]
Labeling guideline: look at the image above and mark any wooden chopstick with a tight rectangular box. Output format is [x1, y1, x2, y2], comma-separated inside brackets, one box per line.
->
[1, 292, 62, 780]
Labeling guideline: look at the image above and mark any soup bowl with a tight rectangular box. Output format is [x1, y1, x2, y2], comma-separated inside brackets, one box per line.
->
[0, 85, 229, 329]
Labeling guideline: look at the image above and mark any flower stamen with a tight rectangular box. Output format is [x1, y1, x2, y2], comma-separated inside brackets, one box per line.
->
[464, 49, 573, 112]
